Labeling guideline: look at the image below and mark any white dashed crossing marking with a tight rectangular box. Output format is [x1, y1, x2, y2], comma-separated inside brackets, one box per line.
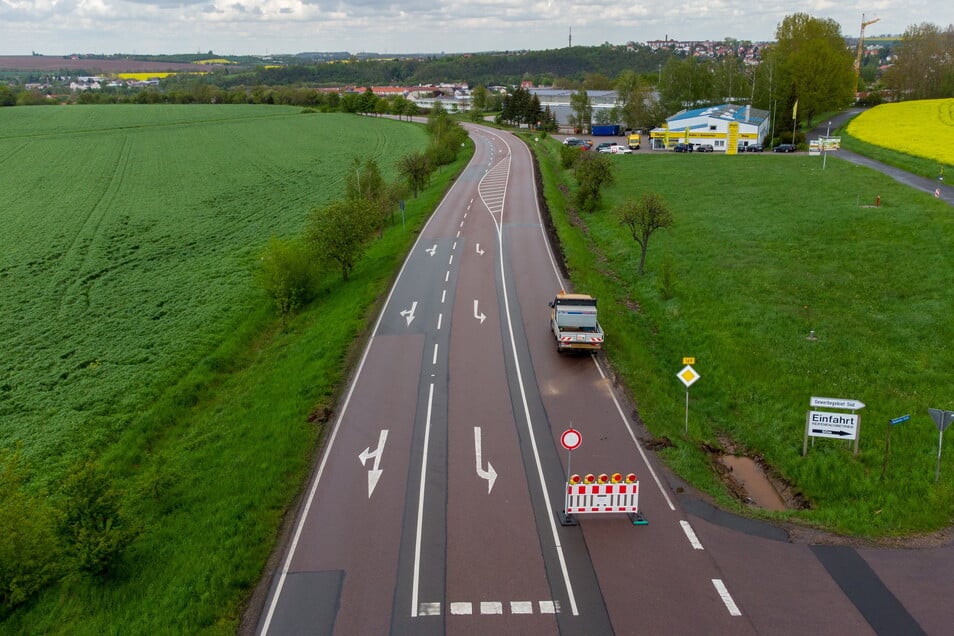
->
[416, 600, 561, 616]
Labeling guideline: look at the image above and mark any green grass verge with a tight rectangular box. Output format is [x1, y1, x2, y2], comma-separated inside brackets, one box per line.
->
[839, 132, 950, 181]
[525, 134, 954, 537]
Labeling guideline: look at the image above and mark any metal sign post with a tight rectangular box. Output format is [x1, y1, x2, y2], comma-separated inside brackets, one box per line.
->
[881, 415, 910, 481]
[677, 363, 700, 435]
[928, 409, 954, 482]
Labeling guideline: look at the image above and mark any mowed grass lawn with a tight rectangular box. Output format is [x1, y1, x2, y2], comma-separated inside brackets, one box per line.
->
[534, 142, 954, 536]
[0, 105, 438, 633]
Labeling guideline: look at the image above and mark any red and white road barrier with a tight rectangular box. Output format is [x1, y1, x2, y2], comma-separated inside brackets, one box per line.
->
[562, 473, 647, 525]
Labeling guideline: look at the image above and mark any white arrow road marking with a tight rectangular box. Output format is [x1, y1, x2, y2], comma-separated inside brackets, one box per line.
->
[473, 427, 497, 493]
[473, 299, 486, 324]
[475, 243, 485, 255]
[425, 244, 437, 256]
[399, 301, 418, 326]
[358, 429, 389, 498]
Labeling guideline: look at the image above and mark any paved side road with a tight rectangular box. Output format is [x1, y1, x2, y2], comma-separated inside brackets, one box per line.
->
[809, 109, 952, 206]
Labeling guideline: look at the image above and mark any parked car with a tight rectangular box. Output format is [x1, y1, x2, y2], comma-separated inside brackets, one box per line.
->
[672, 143, 692, 153]
[595, 142, 615, 152]
[773, 143, 797, 152]
[599, 144, 632, 154]
[563, 137, 583, 146]
[696, 144, 714, 153]
[746, 144, 764, 152]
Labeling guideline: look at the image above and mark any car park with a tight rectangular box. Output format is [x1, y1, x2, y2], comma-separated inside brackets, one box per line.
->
[773, 143, 797, 152]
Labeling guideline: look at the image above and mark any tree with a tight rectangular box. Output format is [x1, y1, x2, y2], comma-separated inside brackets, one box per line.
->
[397, 151, 432, 198]
[304, 199, 374, 281]
[345, 157, 403, 235]
[885, 23, 954, 100]
[56, 461, 137, 577]
[569, 86, 593, 133]
[572, 152, 614, 213]
[616, 193, 674, 275]
[766, 13, 855, 125]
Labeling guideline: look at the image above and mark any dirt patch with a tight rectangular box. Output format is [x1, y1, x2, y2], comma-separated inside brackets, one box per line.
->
[707, 434, 811, 512]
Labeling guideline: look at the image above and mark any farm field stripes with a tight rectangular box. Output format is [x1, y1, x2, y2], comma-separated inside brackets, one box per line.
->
[0, 106, 428, 473]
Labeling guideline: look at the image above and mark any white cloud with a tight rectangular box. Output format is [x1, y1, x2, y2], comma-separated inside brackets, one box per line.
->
[0, 0, 943, 55]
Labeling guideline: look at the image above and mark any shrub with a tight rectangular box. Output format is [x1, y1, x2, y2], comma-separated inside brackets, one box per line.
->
[257, 237, 321, 322]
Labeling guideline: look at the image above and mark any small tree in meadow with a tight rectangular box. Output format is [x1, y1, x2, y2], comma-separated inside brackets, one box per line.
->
[616, 192, 674, 275]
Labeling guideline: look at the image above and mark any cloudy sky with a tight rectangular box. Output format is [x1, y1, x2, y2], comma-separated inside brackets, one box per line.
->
[0, 0, 945, 56]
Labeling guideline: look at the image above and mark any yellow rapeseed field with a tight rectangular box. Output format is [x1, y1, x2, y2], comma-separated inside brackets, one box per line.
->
[117, 72, 176, 80]
[847, 98, 954, 167]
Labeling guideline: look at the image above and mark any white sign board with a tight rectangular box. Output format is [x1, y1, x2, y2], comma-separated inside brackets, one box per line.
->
[810, 396, 865, 410]
[807, 410, 859, 440]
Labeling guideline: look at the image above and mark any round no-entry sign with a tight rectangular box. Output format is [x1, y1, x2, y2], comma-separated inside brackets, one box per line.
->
[561, 428, 582, 451]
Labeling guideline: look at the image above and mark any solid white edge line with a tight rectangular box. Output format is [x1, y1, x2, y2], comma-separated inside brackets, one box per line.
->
[592, 357, 676, 512]
[480, 128, 580, 616]
[512, 132, 677, 513]
[712, 578, 742, 616]
[260, 146, 468, 634]
[680, 520, 704, 549]
[410, 383, 435, 617]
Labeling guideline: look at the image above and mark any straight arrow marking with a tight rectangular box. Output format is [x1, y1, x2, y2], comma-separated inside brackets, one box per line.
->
[359, 429, 389, 498]
[473, 299, 486, 324]
[473, 427, 497, 493]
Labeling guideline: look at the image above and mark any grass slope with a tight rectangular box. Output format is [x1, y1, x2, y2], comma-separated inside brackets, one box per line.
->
[530, 139, 954, 537]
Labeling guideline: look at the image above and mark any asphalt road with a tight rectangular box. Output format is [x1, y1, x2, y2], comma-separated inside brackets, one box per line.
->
[249, 123, 954, 635]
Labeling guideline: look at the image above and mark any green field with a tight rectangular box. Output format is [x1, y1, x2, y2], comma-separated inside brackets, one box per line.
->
[0, 105, 437, 632]
[531, 141, 954, 537]
[0, 105, 424, 475]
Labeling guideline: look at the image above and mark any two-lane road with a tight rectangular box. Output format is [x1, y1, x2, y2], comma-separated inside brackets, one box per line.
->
[252, 124, 947, 635]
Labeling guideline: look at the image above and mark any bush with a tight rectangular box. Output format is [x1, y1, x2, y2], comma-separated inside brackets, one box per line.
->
[257, 237, 321, 322]
[0, 449, 62, 610]
[55, 462, 137, 577]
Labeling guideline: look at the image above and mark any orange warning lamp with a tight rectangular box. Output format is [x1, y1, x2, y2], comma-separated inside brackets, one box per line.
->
[569, 474, 582, 485]
[611, 472, 623, 483]
[584, 473, 596, 484]
[625, 473, 637, 483]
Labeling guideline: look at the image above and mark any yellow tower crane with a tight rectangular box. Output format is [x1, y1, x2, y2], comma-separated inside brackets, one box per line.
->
[855, 13, 881, 92]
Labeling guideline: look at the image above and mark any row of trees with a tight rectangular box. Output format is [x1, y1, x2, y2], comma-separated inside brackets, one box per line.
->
[884, 23, 954, 100]
[259, 107, 468, 323]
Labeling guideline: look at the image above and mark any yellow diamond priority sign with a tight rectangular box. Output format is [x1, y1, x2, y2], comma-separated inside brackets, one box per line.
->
[677, 365, 700, 388]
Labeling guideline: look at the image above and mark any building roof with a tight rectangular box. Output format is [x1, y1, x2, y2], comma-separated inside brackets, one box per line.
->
[668, 104, 770, 126]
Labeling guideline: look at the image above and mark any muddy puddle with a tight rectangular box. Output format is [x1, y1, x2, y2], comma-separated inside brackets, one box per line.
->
[719, 455, 788, 511]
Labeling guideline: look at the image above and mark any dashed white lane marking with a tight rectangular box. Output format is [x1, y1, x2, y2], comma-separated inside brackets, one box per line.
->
[416, 600, 561, 616]
[432, 343, 438, 365]
[448, 254, 454, 266]
[441, 289, 447, 303]
[450, 602, 472, 615]
[437, 313, 443, 330]
[444, 271, 450, 283]
[681, 520, 705, 550]
[712, 579, 742, 616]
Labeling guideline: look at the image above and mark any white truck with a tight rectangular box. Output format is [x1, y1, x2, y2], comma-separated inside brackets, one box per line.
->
[548, 291, 604, 353]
